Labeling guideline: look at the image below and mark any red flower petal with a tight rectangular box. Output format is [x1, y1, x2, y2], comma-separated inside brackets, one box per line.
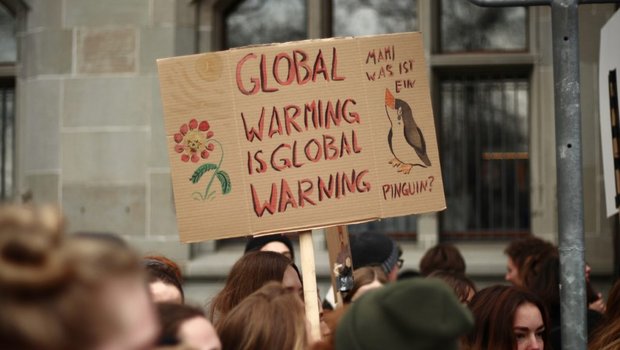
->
[206, 131, 214, 139]
[199, 121, 209, 131]
[174, 133, 183, 143]
[207, 143, 215, 151]
[175, 144, 184, 153]
[191, 154, 200, 163]
[180, 124, 189, 135]
[189, 119, 198, 130]
[181, 154, 190, 162]
[201, 150, 210, 159]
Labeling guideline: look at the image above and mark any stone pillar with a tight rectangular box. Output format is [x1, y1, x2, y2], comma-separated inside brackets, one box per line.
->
[18, 0, 197, 262]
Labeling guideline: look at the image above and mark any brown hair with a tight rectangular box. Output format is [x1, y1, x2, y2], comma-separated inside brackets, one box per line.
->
[156, 303, 206, 345]
[208, 251, 298, 324]
[343, 266, 387, 303]
[216, 282, 308, 350]
[419, 243, 466, 276]
[463, 285, 550, 350]
[144, 255, 185, 302]
[521, 252, 560, 317]
[428, 270, 477, 303]
[0, 205, 147, 350]
[589, 279, 620, 350]
[504, 237, 556, 281]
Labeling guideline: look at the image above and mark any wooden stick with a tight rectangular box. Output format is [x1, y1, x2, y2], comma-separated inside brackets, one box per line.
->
[325, 225, 353, 308]
[299, 229, 321, 341]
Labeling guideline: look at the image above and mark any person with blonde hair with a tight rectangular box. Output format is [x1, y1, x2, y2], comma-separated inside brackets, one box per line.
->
[0, 204, 159, 350]
[217, 281, 310, 350]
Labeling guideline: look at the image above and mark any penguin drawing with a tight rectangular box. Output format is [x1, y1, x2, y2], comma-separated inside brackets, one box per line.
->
[385, 88, 431, 174]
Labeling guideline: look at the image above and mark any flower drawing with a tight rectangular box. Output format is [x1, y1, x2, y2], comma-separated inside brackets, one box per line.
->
[174, 118, 231, 201]
[174, 118, 215, 163]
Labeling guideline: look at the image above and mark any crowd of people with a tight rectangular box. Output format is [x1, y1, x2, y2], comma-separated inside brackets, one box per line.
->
[0, 204, 619, 349]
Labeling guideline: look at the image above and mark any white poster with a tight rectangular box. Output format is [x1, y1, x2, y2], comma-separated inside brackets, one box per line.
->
[599, 10, 620, 218]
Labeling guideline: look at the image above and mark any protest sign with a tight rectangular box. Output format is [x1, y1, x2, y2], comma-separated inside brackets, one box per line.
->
[599, 10, 620, 218]
[158, 32, 445, 242]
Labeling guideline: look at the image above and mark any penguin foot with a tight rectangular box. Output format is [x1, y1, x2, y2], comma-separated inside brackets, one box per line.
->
[389, 158, 402, 168]
[398, 163, 413, 174]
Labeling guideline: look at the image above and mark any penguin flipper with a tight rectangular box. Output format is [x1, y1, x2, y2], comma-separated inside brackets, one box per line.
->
[387, 128, 395, 157]
[404, 125, 431, 167]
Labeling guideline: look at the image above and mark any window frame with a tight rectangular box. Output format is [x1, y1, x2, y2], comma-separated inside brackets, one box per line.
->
[429, 1, 535, 242]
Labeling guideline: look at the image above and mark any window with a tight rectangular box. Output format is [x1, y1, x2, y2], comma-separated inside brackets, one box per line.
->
[223, 0, 306, 49]
[0, 2, 16, 63]
[0, 2, 15, 200]
[438, 74, 530, 240]
[439, 0, 527, 53]
[333, 0, 418, 37]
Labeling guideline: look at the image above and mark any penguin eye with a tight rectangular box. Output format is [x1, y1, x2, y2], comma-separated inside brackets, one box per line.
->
[397, 107, 402, 120]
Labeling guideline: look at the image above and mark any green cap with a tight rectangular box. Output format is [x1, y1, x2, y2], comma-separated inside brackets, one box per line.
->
[335, 278, 474, 350]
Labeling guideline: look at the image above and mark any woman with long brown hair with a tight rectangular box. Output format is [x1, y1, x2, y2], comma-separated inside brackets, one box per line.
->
[464, 285, 550, 350]
[217, 282, 310, 350]
[208, 250, 302, 324]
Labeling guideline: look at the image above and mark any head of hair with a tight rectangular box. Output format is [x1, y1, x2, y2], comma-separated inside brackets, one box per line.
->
[349, 231, 399, 275]
[428, 270, 476, 303]
[0, 204, 149, 350]
[216, 282, 308, 350]
[464, 285, 550, 350]
[397, 268, 421, 280]
[504, 237, 556, 279]
[419, 243, 466, 276]
[244, 234, 295, 261]
[144, 255, 185, 303]
[208, 251, 297, 323]
[156, 303, 206, 345]
[588, 279, 620, 350]
[521, 252, 560, 316]
[343, 266, 388, 303]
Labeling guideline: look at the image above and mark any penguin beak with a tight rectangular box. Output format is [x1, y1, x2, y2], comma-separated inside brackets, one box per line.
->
[385, 89, 395, 109]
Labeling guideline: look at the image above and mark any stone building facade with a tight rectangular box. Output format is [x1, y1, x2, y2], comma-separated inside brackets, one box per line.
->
[1, 0, 618, 301]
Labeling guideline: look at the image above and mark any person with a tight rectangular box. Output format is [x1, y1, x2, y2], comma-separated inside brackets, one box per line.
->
[349, 231, 401, 281]
[589, 278, 620, 350]
[504, 236, 556, 287]
[217, 281, 310, 350]
[335, 278, 474, 350]
[157, 303, 221, 350]
[464, 285, 549, 350]
[144, 255, 185, 304]
[244, 233, 295, 261]
[342, 266, 387, 304]
[522, 253, 601, 350]
[208, 250, 302, 324]
[428, 270, 477, 304]
[506, 237, 605, 312]
[419, 243, 466, 276]
[0, 204, 159, 350]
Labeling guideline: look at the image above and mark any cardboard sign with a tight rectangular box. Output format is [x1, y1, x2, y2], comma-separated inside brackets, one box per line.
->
[158, 32, 445, 242]
[599, 11, 620, 218]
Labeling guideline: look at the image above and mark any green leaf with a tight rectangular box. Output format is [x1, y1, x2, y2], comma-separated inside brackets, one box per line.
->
[190, 163, 218, 184]
[215, 170, 232, 194]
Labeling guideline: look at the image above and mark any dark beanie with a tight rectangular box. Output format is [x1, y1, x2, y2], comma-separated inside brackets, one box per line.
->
[244, 234, 295, 261]
[335, 278, 474, 350]
[349, 231, 399, 275]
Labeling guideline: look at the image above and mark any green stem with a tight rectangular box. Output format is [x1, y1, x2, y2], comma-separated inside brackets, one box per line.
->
[202, 139, 224, 200]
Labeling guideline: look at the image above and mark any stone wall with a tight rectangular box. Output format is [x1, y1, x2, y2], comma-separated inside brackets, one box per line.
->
[17, 0, 198, 261]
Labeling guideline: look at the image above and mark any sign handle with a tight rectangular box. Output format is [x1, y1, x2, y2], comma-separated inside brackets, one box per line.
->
[299, 229, 321, 341]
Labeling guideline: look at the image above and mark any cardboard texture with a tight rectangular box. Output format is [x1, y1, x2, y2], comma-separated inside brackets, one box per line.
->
[157, 32, 446, 242]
